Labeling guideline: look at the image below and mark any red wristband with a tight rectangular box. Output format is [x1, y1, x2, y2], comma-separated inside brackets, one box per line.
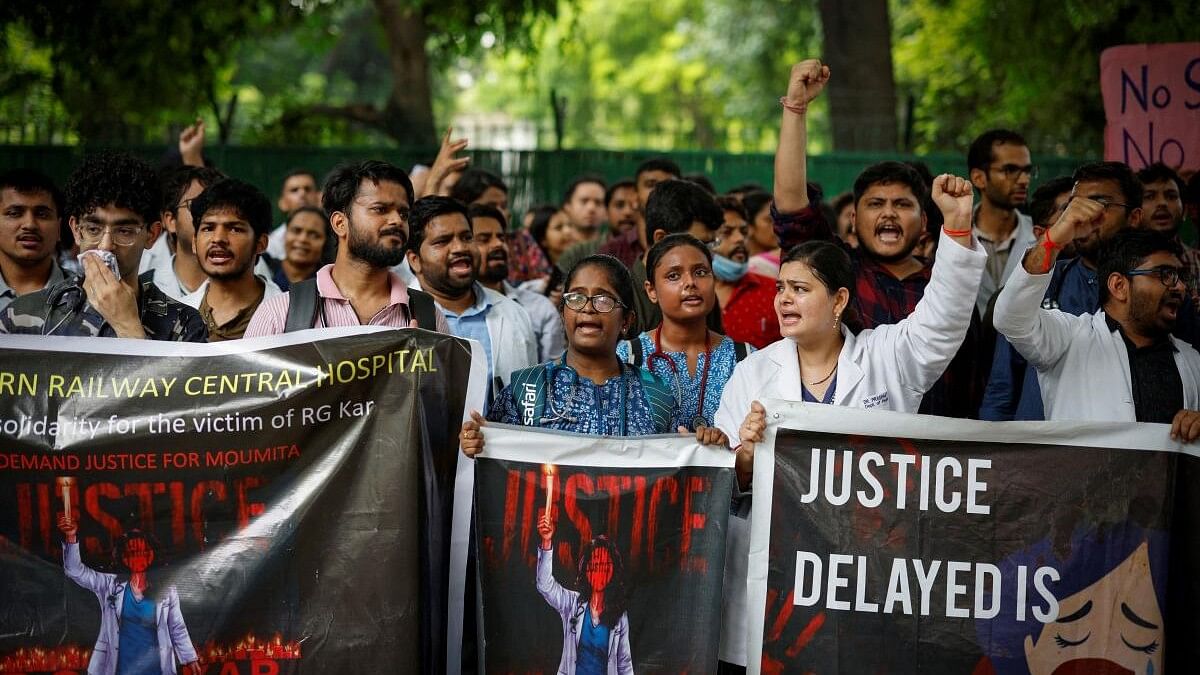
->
[942, 227, 972, 237]
[1040, 231, 1063, 273]
[779, 97, 807, 116]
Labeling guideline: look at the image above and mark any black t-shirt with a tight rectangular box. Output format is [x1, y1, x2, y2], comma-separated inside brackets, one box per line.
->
[1106, 316, 1183, 424]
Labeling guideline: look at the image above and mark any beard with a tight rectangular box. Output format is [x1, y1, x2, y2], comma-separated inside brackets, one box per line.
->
[1130, 286, 1182, 338]
[347, 217, 406, 268]
[479, 258, 509, 284]
[477, 251, 511, 284]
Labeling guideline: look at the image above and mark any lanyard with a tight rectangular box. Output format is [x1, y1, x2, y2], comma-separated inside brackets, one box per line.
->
[648, 328, 713, 429]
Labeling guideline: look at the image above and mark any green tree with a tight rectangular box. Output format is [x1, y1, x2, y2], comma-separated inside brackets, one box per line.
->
[268, 0, 557, 148]
[0, 1, 292, 143]
[454, 0, 825, 152]
[892, 0, 1199, 155]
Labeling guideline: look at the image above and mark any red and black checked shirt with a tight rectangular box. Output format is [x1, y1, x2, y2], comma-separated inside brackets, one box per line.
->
[772, 204, 985, 418]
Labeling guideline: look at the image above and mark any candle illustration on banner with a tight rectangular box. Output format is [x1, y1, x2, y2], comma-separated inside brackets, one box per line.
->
[56, 476, 75, 520]
[542, 463, 556, 516]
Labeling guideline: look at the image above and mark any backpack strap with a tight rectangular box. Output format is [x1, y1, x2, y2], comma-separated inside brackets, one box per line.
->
[635, 368, 676, 433]
[625, 337, 645, 367]
[507, 363, 550, 427]
[1042, 258, 1073, 310]
[284, 278, 320, 332]
[408, 287, 437, 329]
[733, 340, 749, 362]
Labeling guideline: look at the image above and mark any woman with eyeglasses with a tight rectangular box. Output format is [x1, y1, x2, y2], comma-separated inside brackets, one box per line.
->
[616, 234, 751, 433]
[460, 254, 728, 454]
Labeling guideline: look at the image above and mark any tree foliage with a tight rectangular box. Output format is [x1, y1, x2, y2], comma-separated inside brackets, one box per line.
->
[455, 0, 826, 151]
[891, 0, 1199, 156]
[1, 0, 1195, 152]
[0, 1, 294, 143]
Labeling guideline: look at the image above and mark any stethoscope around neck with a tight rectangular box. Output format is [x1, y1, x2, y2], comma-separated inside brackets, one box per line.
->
[646, 328, 713, 431]
[540, 354, 632, 436]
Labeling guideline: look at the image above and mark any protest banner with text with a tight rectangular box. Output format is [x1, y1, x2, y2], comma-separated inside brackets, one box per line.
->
[746, 401, 1199, 674]
[466, 425, 735, 674]
[1101, 42, 1200, 173]
[0, 327, 485, 675]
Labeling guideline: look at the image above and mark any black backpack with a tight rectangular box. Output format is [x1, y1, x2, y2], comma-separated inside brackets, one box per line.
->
[283, 278, 438, 332]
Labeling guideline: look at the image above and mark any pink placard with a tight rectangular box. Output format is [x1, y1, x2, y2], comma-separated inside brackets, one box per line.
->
[1101, 42, 1200, 172]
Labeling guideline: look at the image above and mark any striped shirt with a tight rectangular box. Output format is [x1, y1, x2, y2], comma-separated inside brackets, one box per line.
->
[244, 263, 449, 337]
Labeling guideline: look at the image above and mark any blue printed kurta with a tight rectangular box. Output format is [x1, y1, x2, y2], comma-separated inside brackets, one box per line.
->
[489, 362, 681, 435]
[617, 333, 742, 429]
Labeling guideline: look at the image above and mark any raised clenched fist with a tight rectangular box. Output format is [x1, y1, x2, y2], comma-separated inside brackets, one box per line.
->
[931, 174, 974, 229]
[784, 60, 831, 111]
[1049, 195, 1106, 244]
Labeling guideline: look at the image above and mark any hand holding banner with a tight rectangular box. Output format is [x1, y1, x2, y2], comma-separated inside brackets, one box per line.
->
[466, 425, 736, 674]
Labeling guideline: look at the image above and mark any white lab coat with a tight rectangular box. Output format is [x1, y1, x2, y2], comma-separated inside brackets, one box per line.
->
[412, 278, 539, 396]
[713, 229, 986, 665]
[993, 263, 1200, 421]
[536, 547, 633, 675]
[481, 284, 539, 394]
[63, 542, 197, 675]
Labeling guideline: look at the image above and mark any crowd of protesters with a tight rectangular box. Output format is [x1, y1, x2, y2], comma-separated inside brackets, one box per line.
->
[3, 59, 1200, 673]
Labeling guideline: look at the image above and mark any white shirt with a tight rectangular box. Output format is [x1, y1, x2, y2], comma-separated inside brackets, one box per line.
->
[503, 281, 565, 361]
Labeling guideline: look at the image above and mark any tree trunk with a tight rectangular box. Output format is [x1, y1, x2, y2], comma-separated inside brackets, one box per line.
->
[817, 0, 898, 151]
[374, 0, 437, 148]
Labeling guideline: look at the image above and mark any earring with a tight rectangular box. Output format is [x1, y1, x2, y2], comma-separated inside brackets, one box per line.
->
[833, 312, 841, 332]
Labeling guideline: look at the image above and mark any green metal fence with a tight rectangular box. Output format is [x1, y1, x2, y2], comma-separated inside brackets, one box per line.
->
[0, 145, 1096, 221]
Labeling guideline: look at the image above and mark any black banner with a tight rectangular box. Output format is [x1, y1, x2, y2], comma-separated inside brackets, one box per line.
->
[0, 328, 478, 674]
[748, 402, 1199, 675]
[471, 427, 734, 674]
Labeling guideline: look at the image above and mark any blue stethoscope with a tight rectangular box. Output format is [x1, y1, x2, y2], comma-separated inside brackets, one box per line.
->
[540, 354, 630, 436]
[646, 328, 712, 430]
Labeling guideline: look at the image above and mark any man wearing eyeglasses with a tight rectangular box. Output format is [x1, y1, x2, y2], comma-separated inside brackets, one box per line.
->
[967, 129, 1038, 316]
[0, 152, 207, 341]
[995, 214, 1200, 438]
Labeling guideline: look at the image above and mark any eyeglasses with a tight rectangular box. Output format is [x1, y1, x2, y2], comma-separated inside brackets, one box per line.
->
[1127, 265, 1190, 288]
[75, 223, 145, 246]
[989, 164, 1038, 180]
[1092, 196, 1131, 211]
[562, 292, 625, 313]
[712, 224, 750, 247]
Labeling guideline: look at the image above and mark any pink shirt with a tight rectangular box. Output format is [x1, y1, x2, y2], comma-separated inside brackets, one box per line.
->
[244, 264, 449, 337]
